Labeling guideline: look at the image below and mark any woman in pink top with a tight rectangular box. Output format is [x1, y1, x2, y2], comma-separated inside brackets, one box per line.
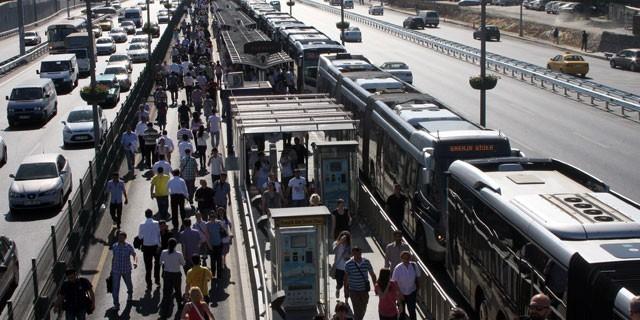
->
[375, 268, 400, 320]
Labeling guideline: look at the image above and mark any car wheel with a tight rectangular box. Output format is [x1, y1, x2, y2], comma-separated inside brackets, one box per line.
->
[63, 141, 69, 149]
[631, 63, 639, 72]
[58, 191, 65, 209]
[8, 120, 15, 128]
[496, 37, 500, 41]
[609, 60, 616, 69]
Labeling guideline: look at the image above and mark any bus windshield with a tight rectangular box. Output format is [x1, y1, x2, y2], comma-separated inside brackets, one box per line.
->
[41, 61, 71, 72]
[47, 27, 75, 42]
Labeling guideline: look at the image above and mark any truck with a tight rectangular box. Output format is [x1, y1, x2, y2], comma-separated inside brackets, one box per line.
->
[64, 32, 96, 76]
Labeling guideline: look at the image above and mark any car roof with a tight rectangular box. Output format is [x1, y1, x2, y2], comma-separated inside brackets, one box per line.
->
[14, 78, 53, 88]
[70, 105, 94, 112]
[22, 153, 62, 164]
[42, 54, 76, 62]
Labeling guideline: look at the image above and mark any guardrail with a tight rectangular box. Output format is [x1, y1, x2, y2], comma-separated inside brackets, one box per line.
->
[0, 0, 83, 40]
[0, 13, 111, 76]
[358, 182, 457, 320]
[298, 0, 640, 119]
[0, 4, 185, 319]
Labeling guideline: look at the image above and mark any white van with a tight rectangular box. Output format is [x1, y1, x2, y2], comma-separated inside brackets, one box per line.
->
[6, 78, 58, 127]
[122, 7, 143, 27]
[417, 10, 439, 27]
[37, 54, 79, 92]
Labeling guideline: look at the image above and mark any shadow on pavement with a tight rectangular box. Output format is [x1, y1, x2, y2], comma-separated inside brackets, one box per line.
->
[3, 207, 60, 222]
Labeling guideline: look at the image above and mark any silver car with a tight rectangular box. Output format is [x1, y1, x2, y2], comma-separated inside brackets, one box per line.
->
[8, 153, 72, 211]
[126, 43, 149, 63]
[23, 31, 41, 46]
[107, 53, 132, 73]
[109, 27, 128, 43]
[103, 65, 132, 90]
[119, 20, 137, 34]
[62, 105, 107, 147]
[96, 37, 116, 55]
[380, 61, 413, 84]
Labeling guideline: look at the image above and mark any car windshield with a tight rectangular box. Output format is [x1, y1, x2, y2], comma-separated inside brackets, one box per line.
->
[105, 67, 126, 74]
[97, 38, 112, 44]
[564, 55, 584, 61]
[41, 61, 70, 72]
[25, 32, 37, 37]
[67, 110, 93, 122]
[68, 49, 87, 59]
[10, 88, 43, 100]
[15, 163, 58, 180]
[487, 26, 498, 31]
[158, 10, 168, 14]
[383, 63, 408, 69]
[128, 44, 145, 50]
[111, 28, 124, 33]
[121, 21, 134, 26]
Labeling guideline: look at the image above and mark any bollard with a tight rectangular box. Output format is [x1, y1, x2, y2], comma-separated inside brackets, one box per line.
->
[51, 225, 58, 261]
[68, 200, 74, 233]
[605, 101, 610, 111]
[31, 259, 38, 303]
[577, 92, 581, 101]
[79, 178, 84, 209]
[552, 83, 556, 92]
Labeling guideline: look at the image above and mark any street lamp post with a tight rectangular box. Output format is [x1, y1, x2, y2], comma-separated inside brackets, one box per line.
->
[519, 0, 523, 37]
[479, 0, 487, 127]
[85, 1, 100, 151]
[286, 0, 294, 16]
[18, 0, 25, 55]
[146, 0, 151, 59]
[66, 0, 71, 19]
[340, 0, 345, 45]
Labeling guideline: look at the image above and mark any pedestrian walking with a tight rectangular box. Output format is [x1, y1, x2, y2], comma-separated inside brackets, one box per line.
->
[449, 308, 469, 320]
[180, 219, 205, 272]
[332, 231, 351, 300]
[287, 169, 308, 207]
[195, 126, 210, 172]
[54, 268, 95, 320]
[206, 212, 225, 280]
[106, 173, 128, 229]
[214, 61, 223, 84]
[160, 238, 186, 315]
[218, 207, 233, 268]
[375, 268, 400, 320]
[178, 100, 192, 127]
[581, 30, 588, 51]
[169, 169, 189, 230]
[179, 287, 215, 320]
[261, 182, 284, 215]
[138, 209, 161, 291]
[135, 120, 147, 168]
[160, 130, 175, 163]
[152, 154, 172, 175]
[212, 172, 231, 209]
[150, 167, 171, 220]
[192, 87, 204, 114]
[392, 251, 420, 320]
[121, 126, 138, 176]
[386, 183, 407, 227]
[552, 27, 559, 44]
[331, 199, 351, 240]
[184, 72, 195, 105]
[178, 133, 195, 159]
[520, 293, 551, 320]
[344, 246, 377, 320]
[168, 72, 180, 105]
[195, 179, 215, 214]
[193, 211, 210, 266]
[181, 149, 199, 203]
[185, 255, 213, 302]
[110, 231, 137, 311]
[156, 136, 173, 163]
[143, 122, 160, 168]
[203, 94, 215, 119]
[208, 148, 225, 183]
[136, 104, 150, 123]
[384, 230, 410, 269]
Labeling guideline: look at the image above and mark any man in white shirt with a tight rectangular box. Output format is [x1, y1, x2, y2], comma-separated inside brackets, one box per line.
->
[168, 169, 189, 230]
[159, 238, 185, 313]
[176, 126, 193, 142]
[287, 169, 308, 207]
[208, 147, 225, 183]
[392, 251, 420, 320]
[178, 135, 194, 159]
[208, 112, 220, 148]
[138, 209, 161, 290]
[152, 155, 172, 175]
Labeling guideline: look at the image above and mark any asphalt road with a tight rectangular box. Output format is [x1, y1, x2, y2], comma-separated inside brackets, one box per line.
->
[294, 3, 640, 200]
[0, 0, 169, 284]
[313, 0, 640, 94]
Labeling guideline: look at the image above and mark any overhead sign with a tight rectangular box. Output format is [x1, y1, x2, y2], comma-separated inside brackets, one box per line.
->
[244, 41, 280, 54]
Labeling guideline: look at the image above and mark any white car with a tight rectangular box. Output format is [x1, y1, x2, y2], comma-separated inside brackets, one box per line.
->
[8, 153, 72, 211]
[119, 20, 137, 34]
[380, 61, 413, 84]
[0, 136, 6, 167]
[340, 27, 362, 43]
[126, 43, 149, 63]
[109, 27, 128, 43]
[103, 65, 132, 90]
[96, 37, 116, 55]
[130, 35, 151, 45]
[23, 31, 42, 46]
[107, 53, 132, 73]
[62, 106, 107, 147]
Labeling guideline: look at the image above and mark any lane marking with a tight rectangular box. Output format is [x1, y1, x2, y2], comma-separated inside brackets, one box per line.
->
[572, 131, 610, 149]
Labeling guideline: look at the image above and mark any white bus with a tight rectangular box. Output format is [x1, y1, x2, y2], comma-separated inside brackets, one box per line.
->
[447, 157, 640, 320]
[46, 19, 86, 53]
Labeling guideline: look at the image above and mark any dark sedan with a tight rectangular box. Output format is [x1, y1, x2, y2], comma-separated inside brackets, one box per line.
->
[610, 49, 640, 72]
[0, 236, 19, 306]
[473, 25, 500, 41]
[403, 16, 425, 30]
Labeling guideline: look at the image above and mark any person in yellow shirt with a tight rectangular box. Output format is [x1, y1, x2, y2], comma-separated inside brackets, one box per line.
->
[150, 167, 170, 220]
[185, 255, 213, 302]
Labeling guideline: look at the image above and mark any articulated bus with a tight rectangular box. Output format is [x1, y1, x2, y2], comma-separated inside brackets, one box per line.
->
[293, 42, 345, 92]
[317, 53, 518, 260]
[47, 19, 86, 53]
[447, 157, 640, 320]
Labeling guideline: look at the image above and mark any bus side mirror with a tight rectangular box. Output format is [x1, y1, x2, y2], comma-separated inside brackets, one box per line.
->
[420, 167, 431, 185]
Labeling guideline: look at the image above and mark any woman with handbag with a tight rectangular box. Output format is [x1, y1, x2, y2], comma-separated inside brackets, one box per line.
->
[333, 231, 351, 300]
[180, 287, 215, 320]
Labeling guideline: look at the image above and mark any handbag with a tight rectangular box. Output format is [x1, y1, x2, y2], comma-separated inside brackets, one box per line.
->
[133, 236, 143, 249]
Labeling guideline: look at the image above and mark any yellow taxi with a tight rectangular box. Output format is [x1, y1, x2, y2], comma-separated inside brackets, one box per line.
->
[547, 52, 589, 77]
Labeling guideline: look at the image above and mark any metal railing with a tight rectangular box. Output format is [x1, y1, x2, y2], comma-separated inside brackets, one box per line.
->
[298, 0, 640, 118]
[357, 182, 457, 320]
[0, 4, 186, 319]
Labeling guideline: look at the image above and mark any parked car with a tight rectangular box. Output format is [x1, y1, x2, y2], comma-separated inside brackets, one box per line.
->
[23, 31, 41, 46]
[95, 74, 121, 107]
[8, 153, 72, 211]
[416, 10, 439, 27]
[609, 48, 640, 72]
[107, 53, 132, 73]
[103, 64, 132, 90]
[528, 0, 551, 10]
[62, 106, 107, 147]
[119, 20, 137, 34]
[340, 27, 362, 42]
[368, 5, 383, 15]
[547, 52, 589, 77]
[0, 236, 19, 304]
[403, 16, 425, 29]
[458, 0, 481, 6]
[559, 2, 592, 14]
[379, 61, 413, 84]
[158, 9, 171, 23]
[546, 1, 564, 14]
[473, 25, 500, 41]
[0, 136, 6, 167]
[96, 37, 116, 55]
[109, 27, 128, 43]
[97, 19, 113, 31]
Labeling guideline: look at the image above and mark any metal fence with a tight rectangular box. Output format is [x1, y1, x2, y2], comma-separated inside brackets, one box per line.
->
[298, 0, 640, 119]
[0, 0, 81, 34]
[0, 3, 185, 319]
